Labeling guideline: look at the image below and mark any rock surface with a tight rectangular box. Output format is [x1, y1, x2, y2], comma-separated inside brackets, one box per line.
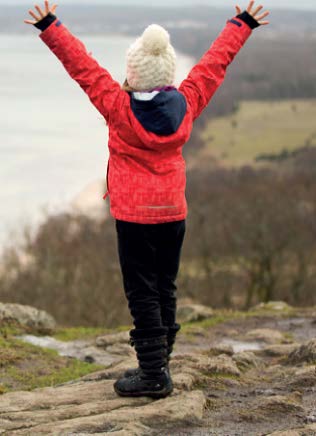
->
[0, 370, 205, 434]
[251, 301, 293, 312]
[1, 302, 316, 435]
[260, 343, 300, 357]
[287, 339, 316, 364]
[244, 328, 287, 344]
[0, 302, 56, 333]
[96, 331, 130, 348]
[176, 301, 214, 323]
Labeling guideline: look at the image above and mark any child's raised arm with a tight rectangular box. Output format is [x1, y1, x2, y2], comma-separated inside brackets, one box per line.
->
[24, 1, 123, 122]
[179, 1, 270, 122]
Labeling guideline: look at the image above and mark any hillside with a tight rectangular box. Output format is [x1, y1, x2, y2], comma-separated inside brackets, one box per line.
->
[191, 99, 316, 167]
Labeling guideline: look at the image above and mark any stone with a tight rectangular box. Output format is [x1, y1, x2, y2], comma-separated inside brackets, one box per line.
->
[172, 370, 200, 391]
[0, 302, 56, 333]
[0, 370, 206, 434]
[176, 303, 214, 323]
[171, 352, 240, 377]
[96, 331, 130, 348]
[232, 351, 264, 370]
[259, 393, 304, 415]
[208, 344, 234, 356]
[245, 328, 286, 344]
[288, 366, 316, 389]
[240, 393, 305, 424]
[251, 301, 293, 312]
[105, 343, 135, 356]
[260, 343, 300, 357]
[107, 422, 155, 435]
[267, 423, 316, 435]
[81, 358, 139, 382]
[287, 339, 316, 364]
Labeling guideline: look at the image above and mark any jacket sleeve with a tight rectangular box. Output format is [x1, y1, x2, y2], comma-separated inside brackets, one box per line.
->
[36, 13, 123, 122]
[178, 14, 254, 121]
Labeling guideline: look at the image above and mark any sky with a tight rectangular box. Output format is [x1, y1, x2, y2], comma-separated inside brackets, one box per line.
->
[3, 0, 316, 10]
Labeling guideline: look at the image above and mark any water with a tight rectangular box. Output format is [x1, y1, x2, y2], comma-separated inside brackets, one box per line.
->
[219, 338, 264, 353]
[0, 33, 193, 252]
[17, 334, 120, 366]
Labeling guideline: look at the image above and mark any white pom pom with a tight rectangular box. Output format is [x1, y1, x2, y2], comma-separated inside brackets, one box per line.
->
[142, 24, 170, 55]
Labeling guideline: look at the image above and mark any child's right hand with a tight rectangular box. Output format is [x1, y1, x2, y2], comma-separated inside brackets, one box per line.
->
[24, 0, 58, 25]
[235, 1, 270, 26]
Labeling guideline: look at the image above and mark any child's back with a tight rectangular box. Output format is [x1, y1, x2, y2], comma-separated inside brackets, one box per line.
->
[31, 12, 256, 223]
[25, 0, 269, 400]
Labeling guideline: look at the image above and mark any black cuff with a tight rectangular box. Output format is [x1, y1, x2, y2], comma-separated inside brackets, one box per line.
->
[236, 10, 260, 29]
[34, 12, 57, 31]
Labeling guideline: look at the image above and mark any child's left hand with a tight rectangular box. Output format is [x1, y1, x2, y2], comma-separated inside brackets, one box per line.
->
[24, 0, 58, 25]
[235, 1, 270, 26]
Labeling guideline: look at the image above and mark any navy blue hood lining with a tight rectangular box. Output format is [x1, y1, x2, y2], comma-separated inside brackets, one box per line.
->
[130, 90, 187, 136]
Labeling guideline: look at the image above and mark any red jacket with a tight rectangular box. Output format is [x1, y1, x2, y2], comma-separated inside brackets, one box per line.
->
[38, 14, 253, 224]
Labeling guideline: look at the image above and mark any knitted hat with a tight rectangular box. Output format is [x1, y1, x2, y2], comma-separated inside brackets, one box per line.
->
[126, 24, 177, 92]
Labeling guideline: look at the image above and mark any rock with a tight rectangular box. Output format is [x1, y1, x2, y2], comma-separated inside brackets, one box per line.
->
[106, 343, 135, 356]
[108, 422, 155, 435]
[16, 334, 126, 367]
[232, 351, 264, 371]
[172, 370, 200, 391]
[81, 358, 139, 382]
[289, 367, 316, 390]
[0, 376, 206, 435]
[171, 352, 240, 377]
[240, 393, 305, 423]
[287, 339, 316, 365]
[260, 343, 300, 357]
[96, 331, 130, 348]
[251, 301, 293, 312]
[245, 328, 286, 344]
[208, 344, 234, 356]
[259, 392, 304, 415]
[305, 413, 316, 423]
[177, 303, 214, 323]
[205, 354, 241, 377]
[267, 423, 316, 435]
[0, 302, 56, 333]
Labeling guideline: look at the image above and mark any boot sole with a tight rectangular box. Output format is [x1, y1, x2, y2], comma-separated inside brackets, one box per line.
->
[114, 384, 173, 399]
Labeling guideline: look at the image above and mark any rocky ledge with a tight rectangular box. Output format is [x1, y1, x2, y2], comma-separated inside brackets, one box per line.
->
[0, 300, 315, 435]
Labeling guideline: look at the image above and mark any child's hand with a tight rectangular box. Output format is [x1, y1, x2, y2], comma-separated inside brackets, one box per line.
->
[24, 0, 58, 25]
[235, 1, 270, 25]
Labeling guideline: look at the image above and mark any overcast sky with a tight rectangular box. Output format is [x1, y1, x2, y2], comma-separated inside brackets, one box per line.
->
[3, 0, 316, 10]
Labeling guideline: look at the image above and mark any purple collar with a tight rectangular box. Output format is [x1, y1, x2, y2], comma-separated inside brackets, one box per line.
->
[150, 85, 177, 92]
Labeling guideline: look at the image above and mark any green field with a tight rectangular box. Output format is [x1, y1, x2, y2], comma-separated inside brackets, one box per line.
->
[199, 99, 316, 166]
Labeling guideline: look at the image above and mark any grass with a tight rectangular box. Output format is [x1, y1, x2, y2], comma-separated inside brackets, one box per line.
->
[0, 334, 104, 393]
[0, 321, 135, 394]
[53, 324, 132, 342]
[199, 99, 316, 166]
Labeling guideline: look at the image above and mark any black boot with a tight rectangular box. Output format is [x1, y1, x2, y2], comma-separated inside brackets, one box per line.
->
[123, 323, 181, 378]
[113, 326, 173, 398]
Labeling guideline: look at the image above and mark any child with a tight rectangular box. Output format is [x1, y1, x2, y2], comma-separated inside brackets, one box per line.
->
[24, 1, 269, 399]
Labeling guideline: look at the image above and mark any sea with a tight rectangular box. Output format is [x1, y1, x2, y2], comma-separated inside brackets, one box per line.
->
[0, 32, 193, 252]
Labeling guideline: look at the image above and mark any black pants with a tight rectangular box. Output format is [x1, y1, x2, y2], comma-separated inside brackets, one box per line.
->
[115, 219, 186, 330]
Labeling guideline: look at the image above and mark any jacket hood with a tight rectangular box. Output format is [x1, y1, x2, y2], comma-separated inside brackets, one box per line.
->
[129, 88, 187, 136]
